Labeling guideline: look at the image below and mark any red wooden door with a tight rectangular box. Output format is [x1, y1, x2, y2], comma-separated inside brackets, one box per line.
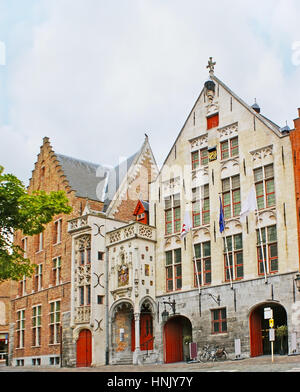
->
[250, 309, 263, 357]
[140, 314, 153, 351]
[164, 318, 183, 364]
[76, 329, 92, 367]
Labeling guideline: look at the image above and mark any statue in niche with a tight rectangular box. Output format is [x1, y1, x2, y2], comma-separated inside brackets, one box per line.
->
[118, 265, 129, 286]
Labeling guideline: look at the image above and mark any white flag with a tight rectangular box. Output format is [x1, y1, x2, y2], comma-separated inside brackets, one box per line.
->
[181, 210, 193, 238]
[240, 186, 257, 223]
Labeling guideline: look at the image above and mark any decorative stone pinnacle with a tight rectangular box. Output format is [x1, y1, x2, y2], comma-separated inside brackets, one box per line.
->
[207, 57, 216, 76]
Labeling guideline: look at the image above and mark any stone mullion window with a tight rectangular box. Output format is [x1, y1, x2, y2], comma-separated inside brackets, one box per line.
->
[211, 308, 227, 334]
[32, 305, 41, 347]
[194, 242, 211, 287]
[192, 185, 210, 228]
[49, 301, 61, 345]
[223, 234, 243, 282]
[254, 164, 275, 210]
[222, 175, 241, 219]
[52, 256, 61, 286]
[257, 225, 278, 275]
[165, 249, 182, 292]
[16, 309, 25, 348]
[164, 194, 181, 235]
[221, 137, 239, 160]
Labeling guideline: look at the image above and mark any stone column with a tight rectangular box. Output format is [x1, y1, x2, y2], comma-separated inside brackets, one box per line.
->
[133, 313, 141, 365]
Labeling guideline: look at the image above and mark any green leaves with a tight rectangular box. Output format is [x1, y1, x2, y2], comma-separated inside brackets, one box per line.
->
[0, 166, 72, 282]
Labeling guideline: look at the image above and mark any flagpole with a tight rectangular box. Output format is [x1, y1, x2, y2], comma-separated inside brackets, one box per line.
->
[191, 230, 202, 316]
[256, 208, 268, 284]
[223, 233, 233, 289]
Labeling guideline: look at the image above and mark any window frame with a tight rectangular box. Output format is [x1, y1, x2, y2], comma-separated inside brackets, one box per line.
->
[211, 308, 227, 334]
[16, 309, 25, 348]
[222, 175, 241, 219]
[165, 249, 182, 292]
[223, 234, 244, 282]
[49, 300, 61, 345]
[254, 164, 275, 210]
[194, 241, 211, 287]
[257, 225, 278, 275]
[164, 194, 181, 235]
[32, 305, 42, 347]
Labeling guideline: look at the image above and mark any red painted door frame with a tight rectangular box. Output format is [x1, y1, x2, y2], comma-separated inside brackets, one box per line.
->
[76, 329, 92, 367]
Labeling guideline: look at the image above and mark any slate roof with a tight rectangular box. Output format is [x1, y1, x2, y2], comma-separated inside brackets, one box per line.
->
[56, 151, 139, 209]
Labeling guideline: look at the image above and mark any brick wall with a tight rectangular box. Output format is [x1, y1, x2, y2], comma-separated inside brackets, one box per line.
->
[289, 108, 300, 269]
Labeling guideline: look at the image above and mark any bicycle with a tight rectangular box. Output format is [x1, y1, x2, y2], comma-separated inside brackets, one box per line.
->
[198, 345, 228, 362]
[198, 345, 214, 362]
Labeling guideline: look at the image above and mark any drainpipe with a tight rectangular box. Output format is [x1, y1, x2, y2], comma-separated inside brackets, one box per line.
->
[105, 246, 109, 365]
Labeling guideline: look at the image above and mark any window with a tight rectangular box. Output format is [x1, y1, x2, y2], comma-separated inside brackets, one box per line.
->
[194, 242, 211, 286]
[21, 237, 28, 258]
[192, 185, 210, 227]
[98, 252, 104, 261]
[165, 194, 181, 235]
[35, 232, 43, 252]
[257, 225, 278, 275]
[16, 309, 25, 348]
[211, 308, 227, 334]
[79, 285, 91, 306]
[223, 234, 243, 282]
[53, 219, 62, 244]
[254, 164, 275, 210]
[221, 137, 239, 160]
[165, 249, 182, 292]
[222, 175, 241, 218]
[79, 247, 91, 265]
[18, 276, 26, 297]
[34, 264, 43, 291]
[49, 301, 60, 345]
[52, 257, 62, 286]
[191, 148, 209, 170]
[32, 305, 41, 347]
[207, 113, 219, 130]
[97, 295, 104, 305]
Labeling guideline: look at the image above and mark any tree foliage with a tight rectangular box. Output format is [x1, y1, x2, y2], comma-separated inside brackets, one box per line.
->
[0, 165, 72, 282]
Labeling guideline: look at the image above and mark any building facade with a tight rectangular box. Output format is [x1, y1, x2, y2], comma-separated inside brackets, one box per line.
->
[5, 60, 300, 367]
[149, 62, 300, 362]
[9, 135, 158, 367]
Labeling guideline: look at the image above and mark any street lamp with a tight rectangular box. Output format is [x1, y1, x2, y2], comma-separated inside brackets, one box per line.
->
[295, 274, 300, 292]
[161, 297, 176, 322]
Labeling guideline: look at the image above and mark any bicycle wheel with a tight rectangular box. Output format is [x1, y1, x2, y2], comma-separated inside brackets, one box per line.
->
[215, 352, 227, 361]
[199, 352, 209, 362]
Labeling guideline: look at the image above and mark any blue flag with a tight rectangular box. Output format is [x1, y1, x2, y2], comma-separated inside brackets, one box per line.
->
[219, 197, 225, 233]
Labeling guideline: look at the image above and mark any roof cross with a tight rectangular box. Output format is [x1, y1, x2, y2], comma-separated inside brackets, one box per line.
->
[207, 57, 216, 75]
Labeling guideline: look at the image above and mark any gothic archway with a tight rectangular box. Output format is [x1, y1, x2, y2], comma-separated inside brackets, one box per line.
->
[163, 316, 192, 364]
[249, 302, 288, 357]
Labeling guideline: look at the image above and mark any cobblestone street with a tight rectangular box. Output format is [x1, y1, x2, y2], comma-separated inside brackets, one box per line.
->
[1, 354, 300, 373]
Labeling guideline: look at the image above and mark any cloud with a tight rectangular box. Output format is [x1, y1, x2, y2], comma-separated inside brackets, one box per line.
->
[1, 0, 299, 184]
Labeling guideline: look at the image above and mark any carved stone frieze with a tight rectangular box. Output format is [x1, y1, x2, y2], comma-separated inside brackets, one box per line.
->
[217, 122, 239, 140]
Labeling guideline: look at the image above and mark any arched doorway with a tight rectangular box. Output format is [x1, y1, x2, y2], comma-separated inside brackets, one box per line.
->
[249, 302, 288, 357]
[131, 301, 154, 352]
[163, 316, 192, 364]
[76, 329, 92, 367]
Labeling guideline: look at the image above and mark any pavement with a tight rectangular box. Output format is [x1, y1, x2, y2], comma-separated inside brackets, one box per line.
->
[2, 354, 300, 373]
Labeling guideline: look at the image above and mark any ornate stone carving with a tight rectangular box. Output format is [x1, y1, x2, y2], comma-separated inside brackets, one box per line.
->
[217, 122, 239, 139]
[250, 145, 273, 162]
[190, 135, 208, 151]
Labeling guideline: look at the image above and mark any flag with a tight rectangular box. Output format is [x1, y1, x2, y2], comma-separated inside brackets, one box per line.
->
[219, 197, 225, 234]
[240, 186, 257, 223]
[181, 210, 192, 238]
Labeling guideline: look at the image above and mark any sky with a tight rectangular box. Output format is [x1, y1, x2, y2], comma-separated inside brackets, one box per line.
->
[0, 0, 299, 185]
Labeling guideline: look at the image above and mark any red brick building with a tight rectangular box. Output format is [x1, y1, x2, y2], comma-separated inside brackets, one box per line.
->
[290, 108, 300, 269]
[8, 135, 157, 367]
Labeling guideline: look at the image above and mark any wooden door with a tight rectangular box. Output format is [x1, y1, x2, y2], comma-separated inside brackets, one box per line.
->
[76, 329, 92, 367]
[164, 318, 183, 364]
[140, 314, 153, 351]
[250, 309, 263, 357]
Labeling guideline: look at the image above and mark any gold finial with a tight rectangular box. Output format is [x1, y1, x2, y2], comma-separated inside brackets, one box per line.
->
[207, 57, 216, 75]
